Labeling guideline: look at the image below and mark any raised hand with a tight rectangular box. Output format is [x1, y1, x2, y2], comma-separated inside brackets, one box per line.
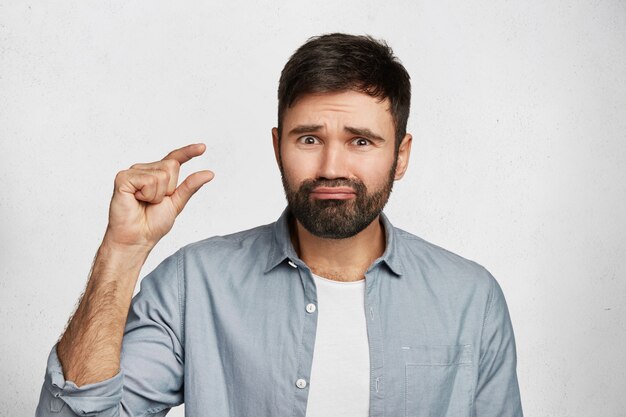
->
[56, 143, 214, 387]
[105, 143, 214, 250]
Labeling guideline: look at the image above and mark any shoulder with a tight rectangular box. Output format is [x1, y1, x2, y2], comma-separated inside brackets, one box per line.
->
[177, 221, 276, 267]
[181, 222, 275, 256]
[391, 225, 497, 292]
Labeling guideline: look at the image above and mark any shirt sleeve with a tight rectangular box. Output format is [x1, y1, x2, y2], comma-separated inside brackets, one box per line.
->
[474, 272, 523, 417]
[36, 251, 185, 417]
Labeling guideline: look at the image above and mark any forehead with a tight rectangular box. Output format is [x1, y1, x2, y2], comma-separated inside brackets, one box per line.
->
[283, 90, 395, 137]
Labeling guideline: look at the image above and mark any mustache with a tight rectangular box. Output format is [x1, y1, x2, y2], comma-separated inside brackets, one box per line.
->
[298, 178, 367, 194]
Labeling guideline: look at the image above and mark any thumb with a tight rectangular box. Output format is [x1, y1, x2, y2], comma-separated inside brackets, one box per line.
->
[170, 170, 214, 214]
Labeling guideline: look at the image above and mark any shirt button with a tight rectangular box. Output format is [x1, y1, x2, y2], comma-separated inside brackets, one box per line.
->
[296, 378, 308, 389]
[288, 260, 298, 268]
[306, 303, 316, 313]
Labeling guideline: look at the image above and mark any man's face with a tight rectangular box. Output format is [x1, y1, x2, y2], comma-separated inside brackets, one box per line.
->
[272, 90, 411, 239]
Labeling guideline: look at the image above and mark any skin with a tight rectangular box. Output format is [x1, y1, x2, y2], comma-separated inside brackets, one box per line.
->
[273, 90, 412, 281]
[57, 90, 411, 386]
[57, 144, 214, 386]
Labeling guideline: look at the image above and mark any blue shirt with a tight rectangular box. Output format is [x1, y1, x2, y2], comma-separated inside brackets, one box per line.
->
[36, 209, 523, 416]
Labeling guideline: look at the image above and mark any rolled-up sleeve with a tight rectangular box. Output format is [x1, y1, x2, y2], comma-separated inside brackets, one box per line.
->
[474, 272, 523, 417]
[36, 251, 185, 417]
[36, 345, 123, 416]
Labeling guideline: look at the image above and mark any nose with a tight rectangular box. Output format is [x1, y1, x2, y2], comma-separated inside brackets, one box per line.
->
[317, 142, 350, 180]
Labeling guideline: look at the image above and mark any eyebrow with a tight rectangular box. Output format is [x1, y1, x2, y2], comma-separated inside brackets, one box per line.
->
[344, 126, 386, 143]
[288, 125, 324, 135]
[287, 125, 386, 143]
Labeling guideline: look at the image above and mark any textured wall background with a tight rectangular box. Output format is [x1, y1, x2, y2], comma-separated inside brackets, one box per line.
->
[1, 1, 625, 416]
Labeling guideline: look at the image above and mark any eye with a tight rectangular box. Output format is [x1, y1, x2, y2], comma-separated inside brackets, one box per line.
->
[297, 135, 320, 145]
[352, 137, 371, 147]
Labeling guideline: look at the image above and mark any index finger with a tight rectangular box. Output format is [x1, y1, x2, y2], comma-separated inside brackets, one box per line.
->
[162, 143, 206, 164]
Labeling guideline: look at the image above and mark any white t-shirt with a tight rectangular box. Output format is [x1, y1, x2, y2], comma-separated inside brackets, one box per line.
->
[305, 273, 370, 417]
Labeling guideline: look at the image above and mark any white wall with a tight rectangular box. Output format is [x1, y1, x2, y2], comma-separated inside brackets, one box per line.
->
[1, 1, 625, 416]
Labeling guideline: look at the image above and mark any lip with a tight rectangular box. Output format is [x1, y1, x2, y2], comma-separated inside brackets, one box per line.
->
[310, 187, 356, 200]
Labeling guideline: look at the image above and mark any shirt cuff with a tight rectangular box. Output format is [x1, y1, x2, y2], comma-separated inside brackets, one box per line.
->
[38, 344, 123, 416]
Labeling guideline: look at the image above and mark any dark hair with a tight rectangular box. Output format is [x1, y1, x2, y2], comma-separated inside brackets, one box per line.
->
[277, 33, 411, 148]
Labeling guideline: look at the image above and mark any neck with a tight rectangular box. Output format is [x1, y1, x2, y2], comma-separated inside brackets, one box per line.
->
[290, 215, 386, 282]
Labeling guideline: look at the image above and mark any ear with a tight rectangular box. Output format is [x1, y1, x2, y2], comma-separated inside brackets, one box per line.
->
[272, 127, 281, 166]
[394, 133, 412, 180]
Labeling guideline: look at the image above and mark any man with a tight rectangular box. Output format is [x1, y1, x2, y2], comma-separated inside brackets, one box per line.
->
[37, 33, 523, 416]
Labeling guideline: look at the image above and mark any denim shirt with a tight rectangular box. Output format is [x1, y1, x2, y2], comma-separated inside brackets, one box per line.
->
[36, 209, 523, 417]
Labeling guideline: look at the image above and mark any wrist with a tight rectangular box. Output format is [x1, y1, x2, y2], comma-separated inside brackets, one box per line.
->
[98, 235, 152, 272]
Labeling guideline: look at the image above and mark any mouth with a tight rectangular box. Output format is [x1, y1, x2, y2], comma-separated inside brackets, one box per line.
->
[310, 186, 357, 200]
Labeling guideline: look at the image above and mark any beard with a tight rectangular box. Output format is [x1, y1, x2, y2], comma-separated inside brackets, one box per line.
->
[279, 159, 397, 239]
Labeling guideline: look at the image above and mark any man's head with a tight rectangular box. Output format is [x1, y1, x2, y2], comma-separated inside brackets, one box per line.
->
[276, 33, 411, 149]
[272, 33, 412, 239]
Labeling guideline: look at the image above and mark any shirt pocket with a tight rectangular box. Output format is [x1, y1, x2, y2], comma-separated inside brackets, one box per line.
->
[403, 344, 473, 417]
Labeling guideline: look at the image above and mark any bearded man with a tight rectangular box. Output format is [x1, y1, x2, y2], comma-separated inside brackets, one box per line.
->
[36, 33, 523, 417]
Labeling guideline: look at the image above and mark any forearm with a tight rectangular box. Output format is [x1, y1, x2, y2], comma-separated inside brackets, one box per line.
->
[57, 238, 150, 387]
[37, 144, 209, 415]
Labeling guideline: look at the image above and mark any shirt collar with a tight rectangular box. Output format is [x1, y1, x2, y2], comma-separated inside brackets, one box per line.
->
[265, 207, 403, 277]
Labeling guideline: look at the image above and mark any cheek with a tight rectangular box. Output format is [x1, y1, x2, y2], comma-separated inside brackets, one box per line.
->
[280, 151, 316, 185]
[355, 155, 396, 188]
